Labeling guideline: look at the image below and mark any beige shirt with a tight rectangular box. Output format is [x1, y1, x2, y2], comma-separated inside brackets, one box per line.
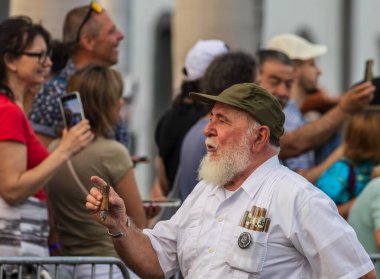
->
[46, 137, 133, 256]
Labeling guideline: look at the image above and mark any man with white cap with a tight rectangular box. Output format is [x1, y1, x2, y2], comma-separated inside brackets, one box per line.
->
[267, 33, 327, 109]
[153, 39, 229, 197]
[259, 34, 374, 177]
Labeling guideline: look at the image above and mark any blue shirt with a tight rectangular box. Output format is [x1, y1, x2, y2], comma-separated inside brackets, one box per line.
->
[179, 117, 208, 200]
[282, 100, 314, 170]
[316, 158, 376, 204]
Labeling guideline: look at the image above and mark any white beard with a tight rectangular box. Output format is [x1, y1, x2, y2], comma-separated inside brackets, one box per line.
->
[198, 135, 251, 187]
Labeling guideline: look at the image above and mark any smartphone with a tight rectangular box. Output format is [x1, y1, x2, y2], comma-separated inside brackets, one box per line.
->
[142, 198, 182, 208]
[59, 92, 85, 128]
[364, 59, 374, 82]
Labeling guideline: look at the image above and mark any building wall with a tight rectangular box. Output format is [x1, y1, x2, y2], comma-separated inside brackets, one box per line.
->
[262, 0, 343, 95]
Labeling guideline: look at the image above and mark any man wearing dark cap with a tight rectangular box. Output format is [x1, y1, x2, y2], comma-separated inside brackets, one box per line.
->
[86, 83, 375, 279]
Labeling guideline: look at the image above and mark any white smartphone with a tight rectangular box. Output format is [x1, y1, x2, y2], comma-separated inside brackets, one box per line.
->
[142, 198, 182, 208]
[59, 91, 85, 129]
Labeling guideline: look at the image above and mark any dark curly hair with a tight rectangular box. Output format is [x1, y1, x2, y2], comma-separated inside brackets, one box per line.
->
[201, 51, 257, 95]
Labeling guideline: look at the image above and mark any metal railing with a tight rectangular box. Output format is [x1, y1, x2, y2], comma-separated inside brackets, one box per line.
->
[370, 253, 380, 263]
[0, 256, 130, 279]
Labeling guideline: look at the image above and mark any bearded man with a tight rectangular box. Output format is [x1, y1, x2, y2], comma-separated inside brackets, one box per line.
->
[86, 83, 375, 279]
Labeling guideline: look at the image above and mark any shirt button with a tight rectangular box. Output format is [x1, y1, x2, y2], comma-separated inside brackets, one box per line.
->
[208, 247, 215, 254]
[217, 216, 224, 222]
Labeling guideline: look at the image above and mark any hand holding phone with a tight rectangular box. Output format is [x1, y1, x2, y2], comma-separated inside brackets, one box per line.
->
[59, 92, 85, 129]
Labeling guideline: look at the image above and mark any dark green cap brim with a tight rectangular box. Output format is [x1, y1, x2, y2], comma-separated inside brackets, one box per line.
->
[190, 83, 285, 141]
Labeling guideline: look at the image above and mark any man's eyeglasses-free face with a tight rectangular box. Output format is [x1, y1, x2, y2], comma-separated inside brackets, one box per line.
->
[20, 50, 52, 65]
[75, 1, 103, 43]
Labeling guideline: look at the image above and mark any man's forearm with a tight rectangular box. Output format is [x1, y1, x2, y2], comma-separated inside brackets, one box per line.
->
[111, 219, 165, 279]
[280, 106, 349, 159]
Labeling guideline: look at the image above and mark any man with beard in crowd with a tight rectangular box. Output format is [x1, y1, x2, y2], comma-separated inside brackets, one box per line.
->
[85, 83, 375, 279]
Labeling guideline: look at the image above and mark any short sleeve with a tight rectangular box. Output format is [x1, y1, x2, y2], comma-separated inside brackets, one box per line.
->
[0, 104, 27, 143]
[292, 191, 374, 278]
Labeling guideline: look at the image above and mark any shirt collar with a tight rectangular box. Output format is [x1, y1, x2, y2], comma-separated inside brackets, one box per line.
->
[240, 155, 281, 199]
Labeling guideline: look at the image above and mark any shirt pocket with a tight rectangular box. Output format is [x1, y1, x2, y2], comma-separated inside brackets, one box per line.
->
[226, 226, 268, 274]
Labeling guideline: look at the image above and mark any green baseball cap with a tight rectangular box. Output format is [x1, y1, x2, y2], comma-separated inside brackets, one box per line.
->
[189, 83, 285, 141]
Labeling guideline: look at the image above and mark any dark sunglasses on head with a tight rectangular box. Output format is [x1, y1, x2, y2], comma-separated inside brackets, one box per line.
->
[75, 1, 103, 43]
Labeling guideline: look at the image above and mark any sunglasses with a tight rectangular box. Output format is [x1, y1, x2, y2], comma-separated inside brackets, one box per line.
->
[75, 1, 103, 43]
[20, 50, 52, 65]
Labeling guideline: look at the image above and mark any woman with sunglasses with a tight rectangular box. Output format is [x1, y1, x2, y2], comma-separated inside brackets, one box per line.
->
[0, 16, 93, 263]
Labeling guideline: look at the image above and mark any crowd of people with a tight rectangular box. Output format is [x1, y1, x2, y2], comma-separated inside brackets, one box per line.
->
[0, 2, 380, 279]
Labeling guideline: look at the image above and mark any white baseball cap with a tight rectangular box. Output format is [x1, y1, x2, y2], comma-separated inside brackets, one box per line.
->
[267, 33, 327, 60]
[183, 39, 229, 81]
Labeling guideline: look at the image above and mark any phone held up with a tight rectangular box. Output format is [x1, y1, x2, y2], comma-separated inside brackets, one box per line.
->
[363, 59, 380, 106]
[59, 92, 85, 129]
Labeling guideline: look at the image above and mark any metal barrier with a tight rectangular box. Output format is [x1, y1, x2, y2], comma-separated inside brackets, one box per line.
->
[370, 253, 380, 263]
[0, 256, 130, 279]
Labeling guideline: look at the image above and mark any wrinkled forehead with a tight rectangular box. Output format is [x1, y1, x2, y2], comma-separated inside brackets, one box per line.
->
[211, 102, 252, 122]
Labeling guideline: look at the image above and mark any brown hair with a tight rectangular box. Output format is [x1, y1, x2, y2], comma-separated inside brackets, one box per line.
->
[66, 64, 123, 136]
[63, 5, 102, 54]
[0, 16, 51, 100]
[344, 108, 380, 164]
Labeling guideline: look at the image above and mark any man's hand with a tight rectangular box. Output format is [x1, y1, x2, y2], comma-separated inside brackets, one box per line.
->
[86, 176, 128, 232]
[339, 81, 375, 114]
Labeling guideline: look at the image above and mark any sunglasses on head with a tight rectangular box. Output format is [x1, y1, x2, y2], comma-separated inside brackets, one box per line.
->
[75, 1, 103, 43]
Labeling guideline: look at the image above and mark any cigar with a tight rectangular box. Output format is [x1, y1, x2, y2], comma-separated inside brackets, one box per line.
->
[256, 208, 267, 231]
[249, 207, 259, 230]
[240, 211, 249, 227]
[264, 218, 271, 232]
[99, 184, 110, 221]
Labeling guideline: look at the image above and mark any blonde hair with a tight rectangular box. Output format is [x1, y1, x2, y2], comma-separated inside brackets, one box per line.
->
[66, 64, 123, 136]
[344, 107, 380, 164]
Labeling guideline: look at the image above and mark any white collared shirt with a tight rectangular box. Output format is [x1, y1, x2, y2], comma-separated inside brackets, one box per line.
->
[144, 156, 373, 279]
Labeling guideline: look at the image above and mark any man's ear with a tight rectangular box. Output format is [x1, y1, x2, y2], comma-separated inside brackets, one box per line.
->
[79, 33, 96, 52]
[4, 53, 18, 72]
[251, 126, 270, 152]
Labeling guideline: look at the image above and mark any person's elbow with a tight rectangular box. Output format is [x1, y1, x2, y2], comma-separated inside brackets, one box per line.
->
[359, 268, 376, 279]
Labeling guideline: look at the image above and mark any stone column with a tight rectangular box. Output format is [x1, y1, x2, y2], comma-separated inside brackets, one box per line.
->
[172, 0, 264, 91]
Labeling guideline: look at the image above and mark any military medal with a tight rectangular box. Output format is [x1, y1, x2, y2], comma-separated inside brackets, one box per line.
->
[238, 232, 252, 249]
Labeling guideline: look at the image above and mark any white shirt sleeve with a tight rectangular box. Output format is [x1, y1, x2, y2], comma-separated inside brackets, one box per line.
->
[291, 190, 374, 278]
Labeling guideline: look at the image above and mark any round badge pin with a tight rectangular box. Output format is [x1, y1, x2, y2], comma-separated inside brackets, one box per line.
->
[238, 232, 252, 249]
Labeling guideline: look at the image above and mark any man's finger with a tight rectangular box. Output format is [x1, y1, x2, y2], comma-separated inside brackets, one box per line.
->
[91, 175, 108, 187]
